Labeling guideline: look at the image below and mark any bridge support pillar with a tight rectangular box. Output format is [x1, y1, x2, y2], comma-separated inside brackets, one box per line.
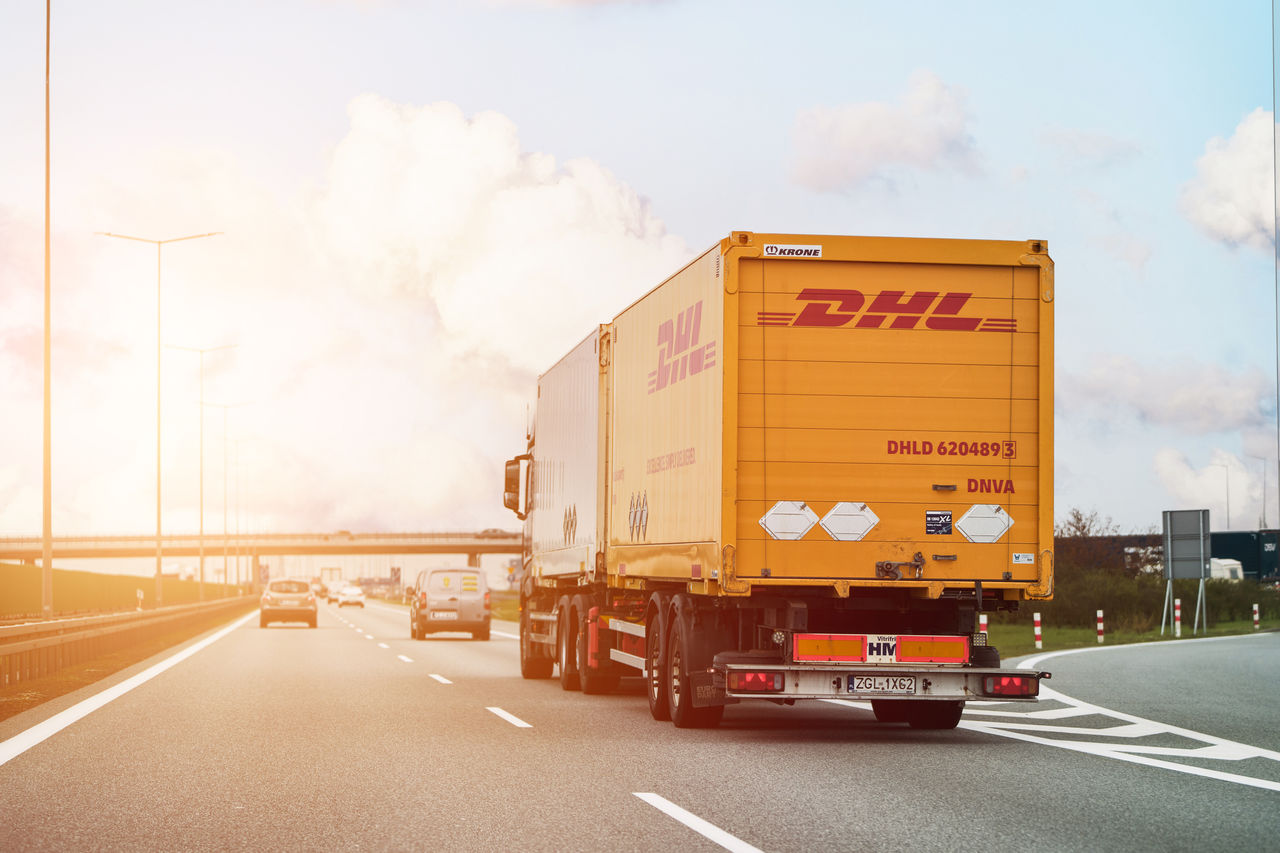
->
[467, 552, 480, 568]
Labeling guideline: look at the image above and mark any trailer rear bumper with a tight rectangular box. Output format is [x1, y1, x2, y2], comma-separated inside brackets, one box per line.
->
[716, 662, 1048, 702]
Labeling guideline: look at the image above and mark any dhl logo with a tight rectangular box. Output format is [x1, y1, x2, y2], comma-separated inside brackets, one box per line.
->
[648, 301, 717, 394]
[757, 289, 1016, 332]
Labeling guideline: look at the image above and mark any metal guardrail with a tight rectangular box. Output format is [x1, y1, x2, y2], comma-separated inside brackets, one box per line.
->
[0, 597, 255, 688]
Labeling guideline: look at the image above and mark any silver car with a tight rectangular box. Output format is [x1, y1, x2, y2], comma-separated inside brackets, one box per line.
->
[260, 579, 317, 628]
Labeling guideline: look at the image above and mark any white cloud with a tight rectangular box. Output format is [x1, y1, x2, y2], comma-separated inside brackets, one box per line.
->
[1179, 107, 1278, 252]
[0, 97, 691, 536]
[1154, 448, 1267, 530]
[1061, 356, 1271, 435]
[790, 70, 979, 192]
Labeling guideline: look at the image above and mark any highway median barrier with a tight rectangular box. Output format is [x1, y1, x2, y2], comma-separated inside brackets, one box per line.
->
[0, 596, 255, 689]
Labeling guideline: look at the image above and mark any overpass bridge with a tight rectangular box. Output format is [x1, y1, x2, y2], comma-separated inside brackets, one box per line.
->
[0, 531, 522, 566]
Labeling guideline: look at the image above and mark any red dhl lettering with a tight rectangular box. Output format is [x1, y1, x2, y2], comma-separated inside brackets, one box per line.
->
[757, 289, 1016, 332]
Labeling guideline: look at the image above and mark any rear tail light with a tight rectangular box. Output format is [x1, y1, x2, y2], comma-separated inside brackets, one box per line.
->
[484, 591, 491, 610]
[307, 593, 315, 603]
[262, 594, 273, 604]
[727, 670, 785, 692]
[983, 675, 1038, 698]
[419, 591, 427, 605]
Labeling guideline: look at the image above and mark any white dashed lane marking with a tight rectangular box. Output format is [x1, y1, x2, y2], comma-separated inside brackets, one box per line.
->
[486, 707, 531, 728]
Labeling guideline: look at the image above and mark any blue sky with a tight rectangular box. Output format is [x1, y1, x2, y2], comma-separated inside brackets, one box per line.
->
[1, 0, 1277, 563]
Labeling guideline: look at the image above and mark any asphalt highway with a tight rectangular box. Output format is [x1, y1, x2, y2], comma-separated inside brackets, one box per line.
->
[1, 603, 1276, 852]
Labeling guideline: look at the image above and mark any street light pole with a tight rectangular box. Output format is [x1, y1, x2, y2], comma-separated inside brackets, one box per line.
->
[1212, 463, 1232, 529]
[206, 402, 247, 591]
[97, 231, 221, 606]
[168, 343, 236, 600]
[1249, 455, 1268, 528]
[41, 0, 53, 617]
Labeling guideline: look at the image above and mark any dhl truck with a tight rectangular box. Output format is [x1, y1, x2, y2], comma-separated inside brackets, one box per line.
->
[503, 232, 1053, 728]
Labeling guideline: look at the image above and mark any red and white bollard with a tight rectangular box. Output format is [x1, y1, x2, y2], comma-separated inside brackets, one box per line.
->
[1096, 610, 1104, 644]
[1254, 603, 1260, 631]
[1033, 612, 1042, 650]
[1174, 598, 1181, 638]
[978, 613, 988, 638]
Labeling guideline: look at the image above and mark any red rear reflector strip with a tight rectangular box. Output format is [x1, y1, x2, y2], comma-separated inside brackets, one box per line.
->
[896, 635, 969, 664]
[983, 675, 1038, 697]
[727, 671, 785, 692]
[793, 634, 866, 662]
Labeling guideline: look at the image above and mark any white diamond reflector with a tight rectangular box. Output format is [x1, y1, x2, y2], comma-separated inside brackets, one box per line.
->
[956, 504, 1014, 543]
[820, 502, 879, 541]
[759, 501, 818, 540]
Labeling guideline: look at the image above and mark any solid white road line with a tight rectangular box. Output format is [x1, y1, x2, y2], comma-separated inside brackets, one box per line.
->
[486, 707, 532, 728]
[397, 655, 414, 663]
[429, 674, 452, 684]
[634, 793, 763, 853]
[0, 611, 257, 769]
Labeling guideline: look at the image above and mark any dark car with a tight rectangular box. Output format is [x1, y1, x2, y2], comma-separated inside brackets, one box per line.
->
[409, 568, 490, 640]
[260, 578, 317, 628]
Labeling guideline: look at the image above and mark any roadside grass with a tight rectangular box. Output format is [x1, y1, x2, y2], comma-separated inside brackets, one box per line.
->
[988, 618, 1280, 660]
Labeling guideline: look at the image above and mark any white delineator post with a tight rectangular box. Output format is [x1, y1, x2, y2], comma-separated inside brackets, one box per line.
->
[978, 614, 988, 638]
[1096, 610, 1104, 644]
[1174, 598, 1181, 638]
[1254, 603, 1260, 631]
[1033, 612, 1042, 650]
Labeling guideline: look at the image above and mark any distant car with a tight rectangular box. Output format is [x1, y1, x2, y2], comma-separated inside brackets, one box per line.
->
[260, 579, 317, 628]
[336, 584, 366, 608]
[326, 585, 342, 604]
[409, 568, 490, 640]
[479, 528, 507, 537]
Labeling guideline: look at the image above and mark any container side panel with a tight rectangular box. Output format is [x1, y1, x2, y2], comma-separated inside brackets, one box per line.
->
[609, 250, 723, 564]
[531, 333, 599, 578]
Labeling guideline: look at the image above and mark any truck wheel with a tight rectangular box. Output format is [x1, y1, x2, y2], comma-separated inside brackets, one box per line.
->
[575, 595, 619, 695]
[871, 700, 910, 723]
[557, 596, 580, 691]
[665, 613, 724, 729]
[520, 609, 553, 679]
[906, 700, 965, 730]
[645, 602, 671, 721]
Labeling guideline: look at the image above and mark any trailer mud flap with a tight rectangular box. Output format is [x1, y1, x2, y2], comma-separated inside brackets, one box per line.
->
[691, 670, 729, 708]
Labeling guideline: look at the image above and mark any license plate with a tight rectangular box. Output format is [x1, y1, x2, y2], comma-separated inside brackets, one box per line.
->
[848, 676, 916, 695]
[430, 611, 458, 620]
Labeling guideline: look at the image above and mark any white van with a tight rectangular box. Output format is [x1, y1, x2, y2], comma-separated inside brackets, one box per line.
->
[409, 568, 491, 640]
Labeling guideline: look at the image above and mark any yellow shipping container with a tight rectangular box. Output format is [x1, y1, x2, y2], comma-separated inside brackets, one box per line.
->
[605, 231, 1053, 602]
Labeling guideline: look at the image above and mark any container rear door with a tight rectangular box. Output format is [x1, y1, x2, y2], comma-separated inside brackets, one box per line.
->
[734, 237, 1049, 593]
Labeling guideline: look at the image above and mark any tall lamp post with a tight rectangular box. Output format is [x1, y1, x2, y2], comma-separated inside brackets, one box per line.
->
[97, 231, 221, 606]
[167, 343, 236, 600]
[1249, 455, 1268, 528]
[206, 402, 248, 590]
[1212, 463, 1232, 529]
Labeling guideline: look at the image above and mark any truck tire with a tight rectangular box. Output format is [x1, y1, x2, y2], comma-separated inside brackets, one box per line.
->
[558, 595, 580, 691]
[645, 600, 671, 721]
[665, 612, 724, 729]
[871, 700, 911, 723]
[575, 594, 619, 695]
[520, 609, 553, 679]
[906, 700, 965, 730]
